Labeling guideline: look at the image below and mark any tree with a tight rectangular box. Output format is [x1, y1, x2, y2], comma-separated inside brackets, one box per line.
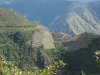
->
[0, 55, 65, 75]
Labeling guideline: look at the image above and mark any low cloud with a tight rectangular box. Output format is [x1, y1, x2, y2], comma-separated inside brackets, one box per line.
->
[0, 0, 13, 4]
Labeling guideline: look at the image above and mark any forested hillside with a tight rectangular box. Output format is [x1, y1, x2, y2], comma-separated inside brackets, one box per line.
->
[0, 3, 100, 75]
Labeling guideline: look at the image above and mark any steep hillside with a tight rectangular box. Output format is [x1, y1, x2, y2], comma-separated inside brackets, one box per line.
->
[0, 8, 55, 49]
[50, 2, 100, 35]
[0, 0, 100, 35]
[53, 32, 100, 75]
[0, 1, 100, 75]
[0, 8, 55, 70]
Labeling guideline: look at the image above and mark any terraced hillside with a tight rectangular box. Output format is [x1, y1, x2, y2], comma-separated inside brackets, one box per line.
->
[0, 8, 55, 70]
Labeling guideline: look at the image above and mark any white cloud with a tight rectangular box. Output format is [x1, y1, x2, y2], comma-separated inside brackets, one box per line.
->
[0, 0, 13, 4]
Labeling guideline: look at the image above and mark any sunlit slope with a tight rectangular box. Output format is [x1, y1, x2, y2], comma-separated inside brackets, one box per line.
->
[50, 2, 100, 35]
[0, 8, 41, 32]
[0, 8, 55, 49]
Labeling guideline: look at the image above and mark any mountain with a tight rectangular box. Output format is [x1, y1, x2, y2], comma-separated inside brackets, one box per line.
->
[0, 0, 100, 35]
[50, 1, 100, 35]
[0, 8, 99, 75]
[0, 8, 55, 70]
[88, 0, 100, 20]
[53, 32, 100, 51]
[0, 1, 100, 75]
[53, 32, 100, 75]
[0, 8, 55, 49]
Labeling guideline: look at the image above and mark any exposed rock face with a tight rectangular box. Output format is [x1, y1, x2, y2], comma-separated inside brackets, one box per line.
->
[0, 8, 56, 70]
[32, 28, 55, 49]
[0, 8, 56, 50]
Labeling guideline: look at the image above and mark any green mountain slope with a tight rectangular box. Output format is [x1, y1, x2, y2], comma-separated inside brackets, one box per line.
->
[53, 33, 100, 51]
[0, 8, 55, 70]
[53, 32, 100, 75]
[0, 7, 100, 75]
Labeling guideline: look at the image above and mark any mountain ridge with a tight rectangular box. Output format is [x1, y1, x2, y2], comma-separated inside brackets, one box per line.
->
[0, 8, 100, 75]
[0, 0, 99, 35]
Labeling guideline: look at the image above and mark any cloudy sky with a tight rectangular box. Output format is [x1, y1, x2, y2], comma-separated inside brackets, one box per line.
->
[69, 0, 95, 2]
[0, 0, 95, 5]
[0, 0, 13, 4]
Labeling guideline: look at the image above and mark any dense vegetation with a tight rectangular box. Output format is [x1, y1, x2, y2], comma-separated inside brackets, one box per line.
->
[0, 8, 100, 75]
[56, 40, 100, 75]
[0, 55, 65, 75]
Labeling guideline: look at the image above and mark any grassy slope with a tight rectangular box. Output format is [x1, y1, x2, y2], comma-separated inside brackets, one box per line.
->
[0, 8, 47, 70]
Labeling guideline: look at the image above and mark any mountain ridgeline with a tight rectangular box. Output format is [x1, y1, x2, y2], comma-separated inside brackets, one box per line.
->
[0, 8, 100, 75]
[0, 0, 100, 35]
[0, 8, 56, 71]
[0, 0, 100, 75]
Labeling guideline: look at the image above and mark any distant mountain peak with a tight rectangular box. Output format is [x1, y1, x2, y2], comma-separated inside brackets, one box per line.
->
[0, 0, 100, 35]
